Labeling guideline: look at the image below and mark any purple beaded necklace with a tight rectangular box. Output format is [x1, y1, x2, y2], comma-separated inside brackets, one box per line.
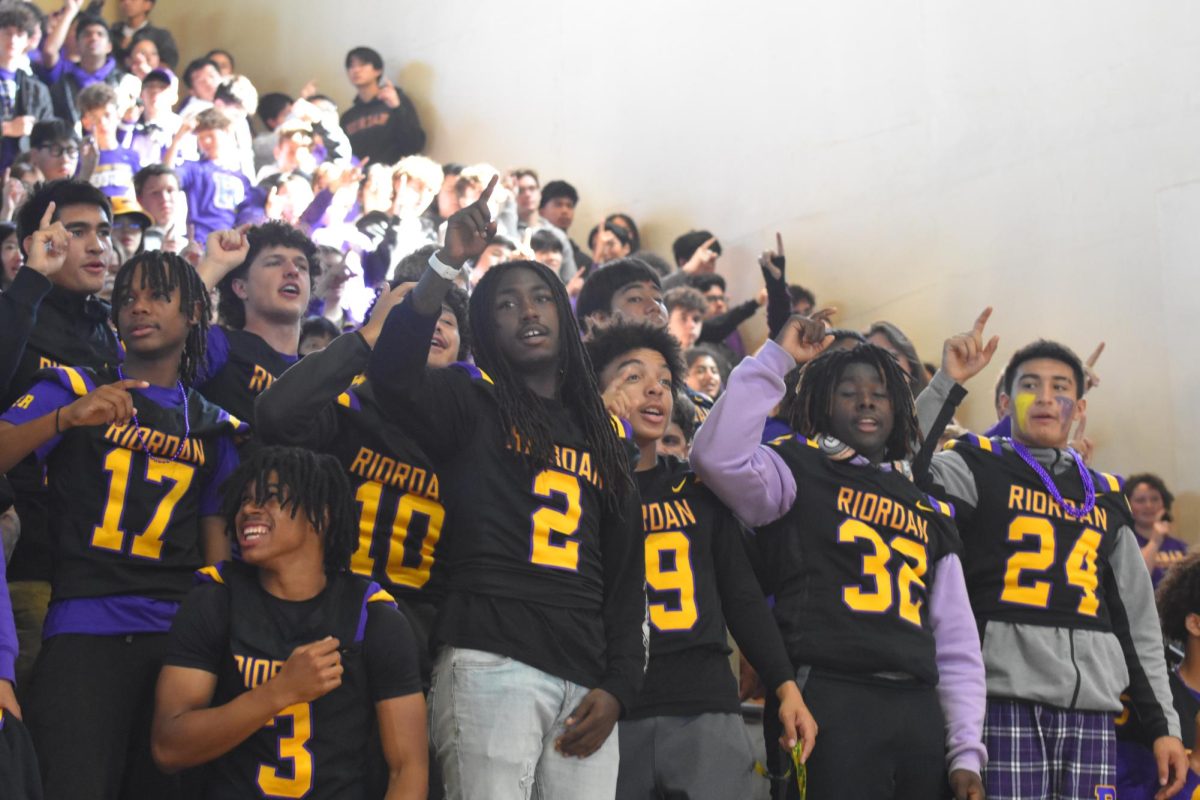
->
[1009, 437, 1096, 519]
[117, 366, 190, 464]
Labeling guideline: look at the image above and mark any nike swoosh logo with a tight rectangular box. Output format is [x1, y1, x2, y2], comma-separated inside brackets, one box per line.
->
[672, 479, 687, 493]
[916, 502, 935, 513]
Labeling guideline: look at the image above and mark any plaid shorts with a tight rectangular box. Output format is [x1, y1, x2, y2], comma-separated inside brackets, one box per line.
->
[984, 699, 1117, 800]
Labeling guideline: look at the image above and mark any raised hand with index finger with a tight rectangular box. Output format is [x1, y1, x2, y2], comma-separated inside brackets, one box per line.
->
[25, 201, 71, 278]
[941, 307, 1000, 385]
[438, 175, 498, 268]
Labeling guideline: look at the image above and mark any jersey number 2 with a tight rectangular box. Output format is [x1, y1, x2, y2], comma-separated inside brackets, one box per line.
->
[91, 448, 194, 560]
[529, 469, 582, 571]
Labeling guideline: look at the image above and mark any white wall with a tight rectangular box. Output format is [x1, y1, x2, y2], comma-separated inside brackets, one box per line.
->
[131, 0, 1200, 531]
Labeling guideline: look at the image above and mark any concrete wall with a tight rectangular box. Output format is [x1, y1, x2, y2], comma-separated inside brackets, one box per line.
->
[50, 0, 1200, 532]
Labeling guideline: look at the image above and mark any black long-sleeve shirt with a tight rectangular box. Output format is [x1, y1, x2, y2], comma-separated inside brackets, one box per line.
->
[340, 92, 425, 166]
[366, 297, 647, 710]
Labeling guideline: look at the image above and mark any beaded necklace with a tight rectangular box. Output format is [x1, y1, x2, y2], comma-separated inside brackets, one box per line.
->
[117, 366, 190, 464]
[1009, 437, 1096, 519]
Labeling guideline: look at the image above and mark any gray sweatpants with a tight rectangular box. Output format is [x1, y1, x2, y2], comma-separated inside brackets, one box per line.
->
[616, 712, 758, 800]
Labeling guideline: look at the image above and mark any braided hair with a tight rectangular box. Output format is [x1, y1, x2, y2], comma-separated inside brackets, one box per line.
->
[220, 446, 357, 570]
[788, 343, 919, 462]
[1156, 552, 1200, 644]
[110, 250, 209, 386]
[470, 259, 632, 501]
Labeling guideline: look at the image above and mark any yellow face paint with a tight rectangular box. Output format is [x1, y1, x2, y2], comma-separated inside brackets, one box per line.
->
[1014, 392, 1036, 431]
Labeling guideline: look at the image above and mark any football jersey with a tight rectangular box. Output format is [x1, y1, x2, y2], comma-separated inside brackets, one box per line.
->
[3, 366, 244, 604]
[198, 327, 298, 428]
[629, 456, 793, 719]
[941, 434, 1130, 632]
[3, 281, 121, 582]
[193, 561, 396, 800]
[756, 433, 962, 685]
[366, 299, 647, 709]
[327, 381, 446, 603]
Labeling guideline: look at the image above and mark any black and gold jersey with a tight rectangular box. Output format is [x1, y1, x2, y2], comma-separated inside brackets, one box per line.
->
[756, 434, 961, 685]
[4, 366, 244, 604]
[327, 381, 446, 604]
[198, 328, 297, 427]
[941, 433, 1130, 631]
[183, 561, 413, 800]
[630, 456, 792, 718]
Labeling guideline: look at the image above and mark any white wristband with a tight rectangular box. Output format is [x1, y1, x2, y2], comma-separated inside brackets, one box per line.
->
[428, 252, 464, 281]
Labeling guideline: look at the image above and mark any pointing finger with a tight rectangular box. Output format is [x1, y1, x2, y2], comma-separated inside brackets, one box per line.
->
[972, 306, 993, 337]
[1085, 341, 1105, 368]
[810, 307, 837, 325]
[39, 201, 57, 230]
[476, 174, 499, 208]
[775, 231, 784, 257]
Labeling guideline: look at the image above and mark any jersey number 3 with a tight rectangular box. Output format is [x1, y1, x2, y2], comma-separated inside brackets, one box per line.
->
[258, 702, 313, 798]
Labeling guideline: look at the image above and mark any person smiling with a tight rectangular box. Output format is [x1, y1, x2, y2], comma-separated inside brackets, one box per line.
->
[928, 339, 1188, 799]
[690, 313, 988, 800]
[152, 446, 427, 799]
[365, 177, 645, 799]
[0, 250, 243, 798]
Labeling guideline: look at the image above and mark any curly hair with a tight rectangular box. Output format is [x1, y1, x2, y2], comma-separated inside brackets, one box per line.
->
[1157, 552, 1200, 643]
[584, 321, 685, 395]
[216, 221, 319, 329]
[221, 445, 356, 570]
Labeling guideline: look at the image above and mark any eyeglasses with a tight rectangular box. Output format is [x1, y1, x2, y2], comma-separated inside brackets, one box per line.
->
[38, 145, 80, 158]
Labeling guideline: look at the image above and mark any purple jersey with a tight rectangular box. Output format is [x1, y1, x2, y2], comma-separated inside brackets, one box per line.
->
[175, 159, 252, 242]
[1135, 533, 1189, 586]
[89, 147, 142, 199]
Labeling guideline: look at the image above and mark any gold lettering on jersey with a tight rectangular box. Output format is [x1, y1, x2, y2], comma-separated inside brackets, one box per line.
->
[507, 432, 602, 488]
[1006, 485, 1108, 530]
[836, 487, 928, 543]
[38, 356, 65, 370]
[347, 446, 440, 499]
[642, 499, 697, 533]
[248, 365, 275, 393]
[103, 423, 207, 466]
[233, 654, 285, 688]
[14, 394, 33, 409]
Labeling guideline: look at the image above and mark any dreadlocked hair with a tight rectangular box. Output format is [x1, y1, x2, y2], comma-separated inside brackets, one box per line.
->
[220, 446, 357, 571]
[110, 251, 210, 386]
[1156, 552, 1200, 644]
[470, 260, 633, 503]
[788, 343, 919, 461]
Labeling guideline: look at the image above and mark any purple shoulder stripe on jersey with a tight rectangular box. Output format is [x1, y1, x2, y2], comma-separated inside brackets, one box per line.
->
[355, 581, 396, 643]
[761, 417, 793, 444]
[215, 406, 250, 434]
[450, 361, 492, 384]
[195, 563, 227, 585]
[42, 595, 181, 638]
[336, 389, 362, 412]
[46, 366, 97, 397]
